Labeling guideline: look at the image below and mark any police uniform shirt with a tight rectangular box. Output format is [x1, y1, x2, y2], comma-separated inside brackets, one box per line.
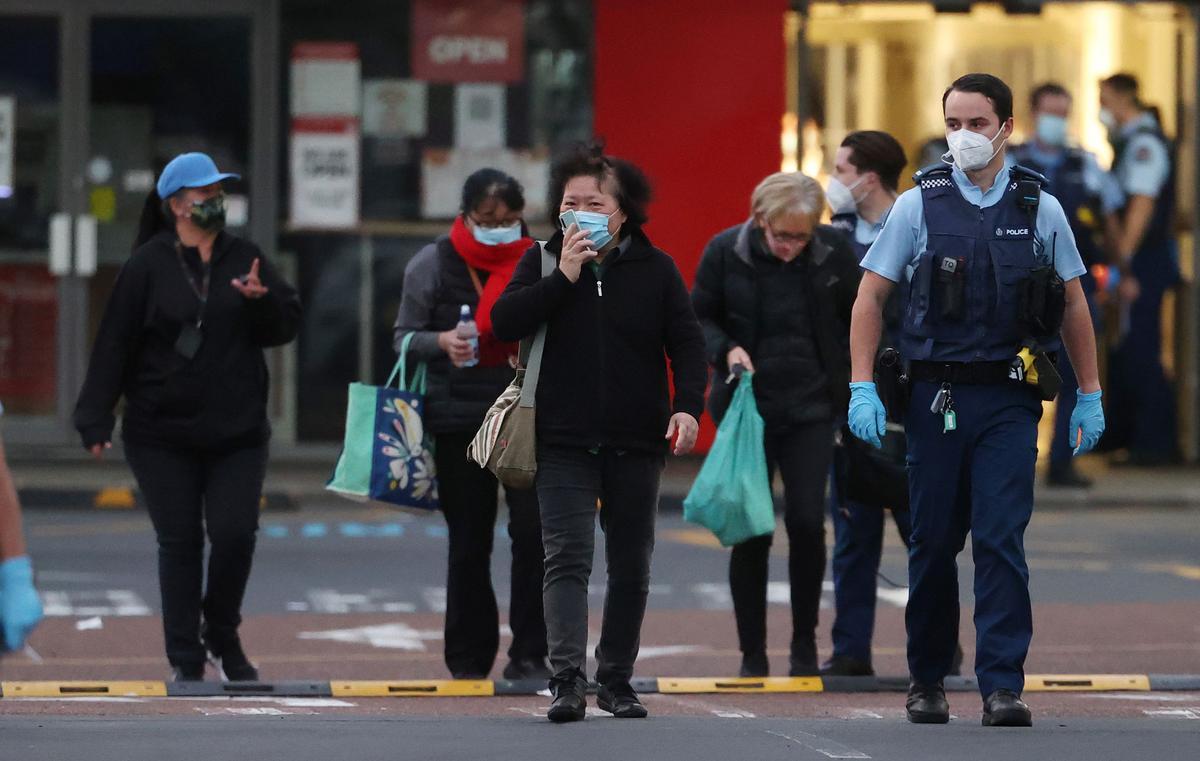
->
[1113, 112, 1170, 199]
[1005, 147, 1124, 215]
[855, 212, 888, 250]
[861, 163, 1087, 285]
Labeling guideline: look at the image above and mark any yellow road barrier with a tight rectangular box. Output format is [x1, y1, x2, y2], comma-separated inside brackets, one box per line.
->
[331, 680, 495, 697]
[2, 681, 167, 697]
[657, 677, 823, 694]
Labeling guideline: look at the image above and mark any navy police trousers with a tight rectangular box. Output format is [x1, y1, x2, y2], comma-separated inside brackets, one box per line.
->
[904, 380, 1042, 698]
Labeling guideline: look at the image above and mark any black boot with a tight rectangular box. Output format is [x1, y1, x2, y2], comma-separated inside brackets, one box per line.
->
[502, 657, 552, 681]
[204, 634, 259, 682]
[982, 689, 1032, 727]
[820, 655, 874, 677]
[596, 682, 648, 719]
[170, 662, 206, 682]
[547, 672, 587, 723]
[739, 651, 769, 677]
[906, 682, 950, 724]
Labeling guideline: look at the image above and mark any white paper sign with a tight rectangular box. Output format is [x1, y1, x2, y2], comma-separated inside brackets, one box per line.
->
[0, 97, 14, 195]
[421, 147, 548, 220]
[362, 79, 427, 138]
[454, 83, 505, 149]
[290, 129, 360, 228]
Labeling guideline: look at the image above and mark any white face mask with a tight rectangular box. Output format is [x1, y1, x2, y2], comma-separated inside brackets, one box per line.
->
[825, 176, 867, 216]
[1098, 107, 1117, 131]
[944, 123, 1008, 172]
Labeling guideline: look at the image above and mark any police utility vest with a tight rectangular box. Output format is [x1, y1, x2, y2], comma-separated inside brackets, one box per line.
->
[1112, 122, 1176, 254]
[1010, 146, 1102, 268]
[901, 164, 1060, 363]
[830, 212, 869, 261]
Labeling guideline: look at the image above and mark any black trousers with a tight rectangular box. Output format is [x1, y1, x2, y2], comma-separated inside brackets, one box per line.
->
[124, 441, 267, 668]
[536, 445, 663, 687]
[435, 432, 546, 678]
[729, 421, 833, 666]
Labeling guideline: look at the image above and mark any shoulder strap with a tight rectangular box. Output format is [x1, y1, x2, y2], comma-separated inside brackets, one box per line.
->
[912, 163, 951, 183]
[465, 265, 484, 298]
[518, 242, 555, 408]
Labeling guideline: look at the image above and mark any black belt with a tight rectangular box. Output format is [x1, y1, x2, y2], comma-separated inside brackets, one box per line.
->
[909, 360, 1013, 385]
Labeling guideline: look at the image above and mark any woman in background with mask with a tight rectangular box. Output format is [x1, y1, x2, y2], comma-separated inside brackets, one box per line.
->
[393, 168, 548, 682]
[74, 152, 300, 682]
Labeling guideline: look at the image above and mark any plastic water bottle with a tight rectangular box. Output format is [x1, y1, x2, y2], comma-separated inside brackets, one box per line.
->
[456, 304, 479, 367]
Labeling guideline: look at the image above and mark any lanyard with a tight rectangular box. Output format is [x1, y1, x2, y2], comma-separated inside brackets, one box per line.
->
[175, 241, 211, 327]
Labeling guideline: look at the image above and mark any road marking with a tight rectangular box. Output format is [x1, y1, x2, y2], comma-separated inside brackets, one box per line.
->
[691, 583, 733, 610]
[41, 590, 150, 617]
[766, 729, 870, 759]
[637, 645, 707, 659]
[298, 622, 442, 650]
[1137, 562, 1200, 581]
[305, 588, 418, 614]
[422, 586, 447, 614]
[1143, 708, 1200, 720]
[508, 706, 551, 717]
[1090, 693, 1200, 702]
[196, 707, 296, 716]
[649, 694, 756, 718]
[844, 709, 885, 719]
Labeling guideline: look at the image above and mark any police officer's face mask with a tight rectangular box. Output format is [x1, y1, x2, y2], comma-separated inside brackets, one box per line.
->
[825, 175, 867, 216]
[188, 194, 227, 232]
[1035, 114, 1068, 147]
[944, 123, 1008, 172]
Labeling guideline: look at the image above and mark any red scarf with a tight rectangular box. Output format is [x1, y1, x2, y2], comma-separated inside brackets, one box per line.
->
[449, 216, 532, 367]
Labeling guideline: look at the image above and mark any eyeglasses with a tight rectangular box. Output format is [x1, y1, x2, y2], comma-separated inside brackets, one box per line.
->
[764, 224, 811, 246]
[468, 215, 522, 229]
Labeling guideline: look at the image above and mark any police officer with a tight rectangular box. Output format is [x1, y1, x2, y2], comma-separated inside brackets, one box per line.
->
[1099, 73, 1180, 464]
[849, 74, 1106, 727]
[823, 131, 916, 677]
[1009, 83, 1124, 487]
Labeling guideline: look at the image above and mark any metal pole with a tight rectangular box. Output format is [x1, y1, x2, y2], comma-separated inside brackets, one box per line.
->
[358, 233, 374, 384]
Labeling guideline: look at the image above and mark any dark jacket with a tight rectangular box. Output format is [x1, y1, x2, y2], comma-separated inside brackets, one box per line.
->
[393, 235, 515, 434]
[491, 227, 707, 454]
[73, 230, 301, 451]
[691, 220, 860, 425]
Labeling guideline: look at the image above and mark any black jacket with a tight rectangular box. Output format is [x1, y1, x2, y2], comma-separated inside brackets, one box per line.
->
[393, 236, 515, 434]
[691, 220, 860, 424]
[74, 230, 301, 450]
[491, 227, 707, 453]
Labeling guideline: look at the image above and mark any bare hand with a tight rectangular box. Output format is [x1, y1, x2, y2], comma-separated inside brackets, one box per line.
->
[1117, 274, 1140, 306]
[726, 346, 754, 374]
[232, 258, 269, 300]
[89, 442, 112, 461]
[665, 412, 699, 456]
[437, 330, 476, 367]
[557, 223, 598, 283]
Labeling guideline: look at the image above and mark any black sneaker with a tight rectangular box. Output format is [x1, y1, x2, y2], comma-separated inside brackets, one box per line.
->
[739, 651, 769, 677]
[502, 657, 551, 681]
[820, 655, 875, 677]
[546, 675, 587, 723]
[171, 663, 206, 682]
[596, 682, 648, 719]
[788, 657, 820, 677]
[906, 682, 950, 724]
[205, 638, 259, 682]
[982, 689, 1032, 727]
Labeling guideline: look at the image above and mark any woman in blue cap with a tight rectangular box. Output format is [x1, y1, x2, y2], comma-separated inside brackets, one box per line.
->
[74, 153, 301, 682]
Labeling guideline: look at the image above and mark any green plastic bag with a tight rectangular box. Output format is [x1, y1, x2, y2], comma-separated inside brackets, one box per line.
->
[683, 372, 775, 547]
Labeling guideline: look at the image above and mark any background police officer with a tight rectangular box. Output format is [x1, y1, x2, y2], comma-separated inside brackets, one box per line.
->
[1098, 72, 1180, 465]
[848, 73, 1106, 727]
[1010, 83, 1124, 488]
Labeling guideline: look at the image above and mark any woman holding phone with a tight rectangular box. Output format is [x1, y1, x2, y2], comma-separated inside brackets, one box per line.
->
[492, 141, 707, 723]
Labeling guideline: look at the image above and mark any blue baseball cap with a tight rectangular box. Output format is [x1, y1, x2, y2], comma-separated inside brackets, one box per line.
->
[156, 152, 240, 199]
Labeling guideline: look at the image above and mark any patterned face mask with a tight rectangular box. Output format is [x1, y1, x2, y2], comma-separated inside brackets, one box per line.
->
[189, 194, 227, 232]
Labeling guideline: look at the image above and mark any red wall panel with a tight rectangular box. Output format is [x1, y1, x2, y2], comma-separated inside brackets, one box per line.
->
[594, 0, 788, 448]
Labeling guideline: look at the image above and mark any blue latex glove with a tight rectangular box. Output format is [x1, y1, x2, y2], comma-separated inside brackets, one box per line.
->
[0, 556, 43, 651]
[848, 382, 887, 449]
[1070, 389, 1105, 456]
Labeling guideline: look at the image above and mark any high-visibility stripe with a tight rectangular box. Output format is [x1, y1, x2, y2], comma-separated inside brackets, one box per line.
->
[657, 677, 823, 694]
[1024, 674, 1151, 692]
[2, 681, 167, 698]
[330, 680, 495, 697]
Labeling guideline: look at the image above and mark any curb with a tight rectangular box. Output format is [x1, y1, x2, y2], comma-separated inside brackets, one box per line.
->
[3, 674, 1197, 699]
[18, 488, 299, 512]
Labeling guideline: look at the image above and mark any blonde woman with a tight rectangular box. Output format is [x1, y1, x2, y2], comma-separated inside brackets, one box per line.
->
[691, 172, 860, 678]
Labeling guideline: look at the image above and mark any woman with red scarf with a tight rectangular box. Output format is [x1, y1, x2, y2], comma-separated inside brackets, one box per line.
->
[393, 169, 547, 680]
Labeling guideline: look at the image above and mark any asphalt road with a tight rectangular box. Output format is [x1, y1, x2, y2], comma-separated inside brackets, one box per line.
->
[2, 500, 1198, 759]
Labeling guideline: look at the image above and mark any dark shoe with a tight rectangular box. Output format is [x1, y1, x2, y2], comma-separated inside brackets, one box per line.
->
[205, 638, 259, 682]
[502, 657, 551, 681]
[788, 657, 819, 677]
[597, 682, 648, 719]
[739, 651, 769, 677]
[1046, 466, 1092, 489]
[820, 655, 875, 677]
[982, 689, 1032, 727]
[949, 643, 964, 677]
[547, 675, 587, 723]
[906, 682, 950, 724]
[170, 663, 205, 682]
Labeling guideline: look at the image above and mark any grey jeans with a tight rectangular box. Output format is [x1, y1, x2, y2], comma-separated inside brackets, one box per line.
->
[535, 444, 664, 687]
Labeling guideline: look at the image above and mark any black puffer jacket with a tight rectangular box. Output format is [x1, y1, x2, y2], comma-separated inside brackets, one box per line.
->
[691, 220, 860, 425]
[393, 236, 516, 435]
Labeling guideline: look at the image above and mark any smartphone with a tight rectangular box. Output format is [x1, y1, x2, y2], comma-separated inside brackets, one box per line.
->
[558, 209, 578, 231]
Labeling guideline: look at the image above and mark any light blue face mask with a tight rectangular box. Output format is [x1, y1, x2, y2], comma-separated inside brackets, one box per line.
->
[562, 210, 615, 249]
[471, 222, 522, 246]
[1035, 114, 1068, 147]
